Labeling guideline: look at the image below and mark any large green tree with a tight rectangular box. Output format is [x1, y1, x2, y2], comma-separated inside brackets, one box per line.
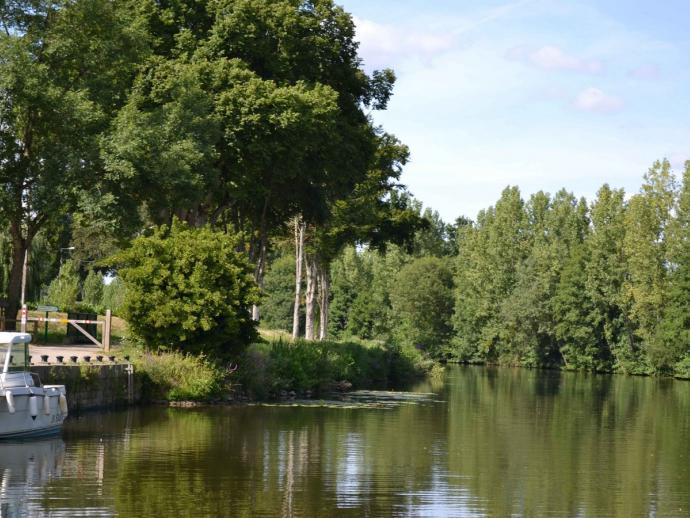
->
[657, 161, 690, 373]
[104, 0, 395, 271]
[453, 186, 528, 362]
[0, 0, 144, 326]
[621, 160, 676, 372]
[390, 256, 454, 356]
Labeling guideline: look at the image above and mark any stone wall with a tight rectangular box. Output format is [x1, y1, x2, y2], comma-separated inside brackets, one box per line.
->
[31, 364, 143, 413]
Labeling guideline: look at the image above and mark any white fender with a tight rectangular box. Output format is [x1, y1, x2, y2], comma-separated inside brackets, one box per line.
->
[59, 393, 68, 415]
[29, 396, 39, 419]
[6, 391, 15, 414]
[44, 394, 51, 415]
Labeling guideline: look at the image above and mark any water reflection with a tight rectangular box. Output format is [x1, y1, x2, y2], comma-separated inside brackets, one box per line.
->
[0, 367, 688, 517]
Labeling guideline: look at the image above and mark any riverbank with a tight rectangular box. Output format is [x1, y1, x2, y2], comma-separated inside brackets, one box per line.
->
[124, 337, 436, 404]
[26, 337, 435, 412]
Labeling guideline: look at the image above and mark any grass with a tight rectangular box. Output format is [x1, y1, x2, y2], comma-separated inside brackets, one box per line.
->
[121, 345, 228, 401]
[114, 330, 435, 402]
[237, 337, 434, 400]
[26, 315, 436, 403]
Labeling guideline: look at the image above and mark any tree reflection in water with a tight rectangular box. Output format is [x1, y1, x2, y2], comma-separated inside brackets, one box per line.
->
[1, 367, 689, 517]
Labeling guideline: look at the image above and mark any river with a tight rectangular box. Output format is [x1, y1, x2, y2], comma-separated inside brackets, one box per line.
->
[1, 366, 689, 517]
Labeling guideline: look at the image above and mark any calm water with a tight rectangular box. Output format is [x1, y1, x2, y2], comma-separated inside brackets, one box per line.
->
[1, 366, 690, 517]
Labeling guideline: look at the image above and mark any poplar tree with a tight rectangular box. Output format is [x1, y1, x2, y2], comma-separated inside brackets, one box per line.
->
[621, 160, 676, 372]
[658, 161, 690, 374]
[585, 185, 628, 371]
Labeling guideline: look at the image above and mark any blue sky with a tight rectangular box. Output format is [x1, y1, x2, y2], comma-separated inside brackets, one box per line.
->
[339, 0, 690, 221]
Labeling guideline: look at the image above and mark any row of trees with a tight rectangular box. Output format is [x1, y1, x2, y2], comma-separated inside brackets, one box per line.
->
[455, 159, 690, 376]
[263, 160, 690, 377]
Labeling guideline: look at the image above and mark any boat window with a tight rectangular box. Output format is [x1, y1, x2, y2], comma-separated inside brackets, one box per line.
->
[0, 343, 29, 371]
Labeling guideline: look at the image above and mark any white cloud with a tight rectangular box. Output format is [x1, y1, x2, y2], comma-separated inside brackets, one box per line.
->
[353, 0, 539, 70]
[628, 64, 661, 80]
[531, 46, 603, 73]
[573, 87, 624, 113]
[353, 16, 455, 69]
[507, 45, 603, 73]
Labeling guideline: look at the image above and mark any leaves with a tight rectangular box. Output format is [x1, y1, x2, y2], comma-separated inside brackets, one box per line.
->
[112, 220, 259, 356]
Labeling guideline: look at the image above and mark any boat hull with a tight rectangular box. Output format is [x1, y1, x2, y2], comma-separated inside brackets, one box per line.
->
[0, 387, 67, 440]
[0, 423, 63, 439]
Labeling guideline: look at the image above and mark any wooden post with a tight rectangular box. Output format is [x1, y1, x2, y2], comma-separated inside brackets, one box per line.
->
[103, 309, 112, 352]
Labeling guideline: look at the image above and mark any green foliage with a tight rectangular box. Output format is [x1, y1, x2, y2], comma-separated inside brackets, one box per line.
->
[134, 350, 224, 401]
[82, 270, 105, 312]
[448, 163, 690, 378]
[102, 277, 127, 316]
[328, 244, 411, 341]
[657, 162, 690, 373]
[112, 220, 259, 357]
[0, 0, 147, 318]
[238, 338, 430, 399]
[390, 256, 454, 355]
[453, 187, 528, 362]
[553, 244, 605, 371]
[260, 255, 296, 332]
[45, 260, 81, 312]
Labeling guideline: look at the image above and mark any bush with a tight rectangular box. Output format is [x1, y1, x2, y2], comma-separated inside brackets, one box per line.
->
[134, 350, 225, 401]
[112, 220, 259, 357]
[237, 338, 430, 399]
[675, 356, 690, 380]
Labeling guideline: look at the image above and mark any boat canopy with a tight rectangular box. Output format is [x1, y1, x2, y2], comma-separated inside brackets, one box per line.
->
[0, 333, 31, 345]
[0, 333, 31, 375]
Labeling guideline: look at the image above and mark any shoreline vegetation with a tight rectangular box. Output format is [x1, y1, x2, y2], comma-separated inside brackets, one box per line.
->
[124, 334, 437, 403]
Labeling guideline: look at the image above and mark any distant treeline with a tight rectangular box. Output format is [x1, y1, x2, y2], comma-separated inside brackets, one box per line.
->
[264, 160, 690, 378]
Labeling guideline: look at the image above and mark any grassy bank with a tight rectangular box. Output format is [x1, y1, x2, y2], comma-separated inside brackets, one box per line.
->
[124, 336, 434, 402]
[236, 339, 434, 400]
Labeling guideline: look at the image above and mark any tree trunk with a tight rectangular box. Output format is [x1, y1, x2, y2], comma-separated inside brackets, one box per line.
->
[250, 196, 271, 322]
[5, 223, 28, 331]
[318, 261, 330, 341]
[304, 255, 318, 340]
[251, 236, 267, 321]
[292, 217, 305, 339]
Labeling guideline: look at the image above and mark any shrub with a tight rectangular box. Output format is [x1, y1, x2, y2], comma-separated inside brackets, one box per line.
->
[112, 220, 259, 357]
[238, 338, 430, 399]
[134, 350, 224, 401]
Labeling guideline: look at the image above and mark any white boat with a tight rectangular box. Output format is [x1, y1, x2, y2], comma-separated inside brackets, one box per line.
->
[0, 332, 68, 439]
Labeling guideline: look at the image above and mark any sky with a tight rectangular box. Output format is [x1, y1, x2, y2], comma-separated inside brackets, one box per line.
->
[339, 0, 690, 221]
